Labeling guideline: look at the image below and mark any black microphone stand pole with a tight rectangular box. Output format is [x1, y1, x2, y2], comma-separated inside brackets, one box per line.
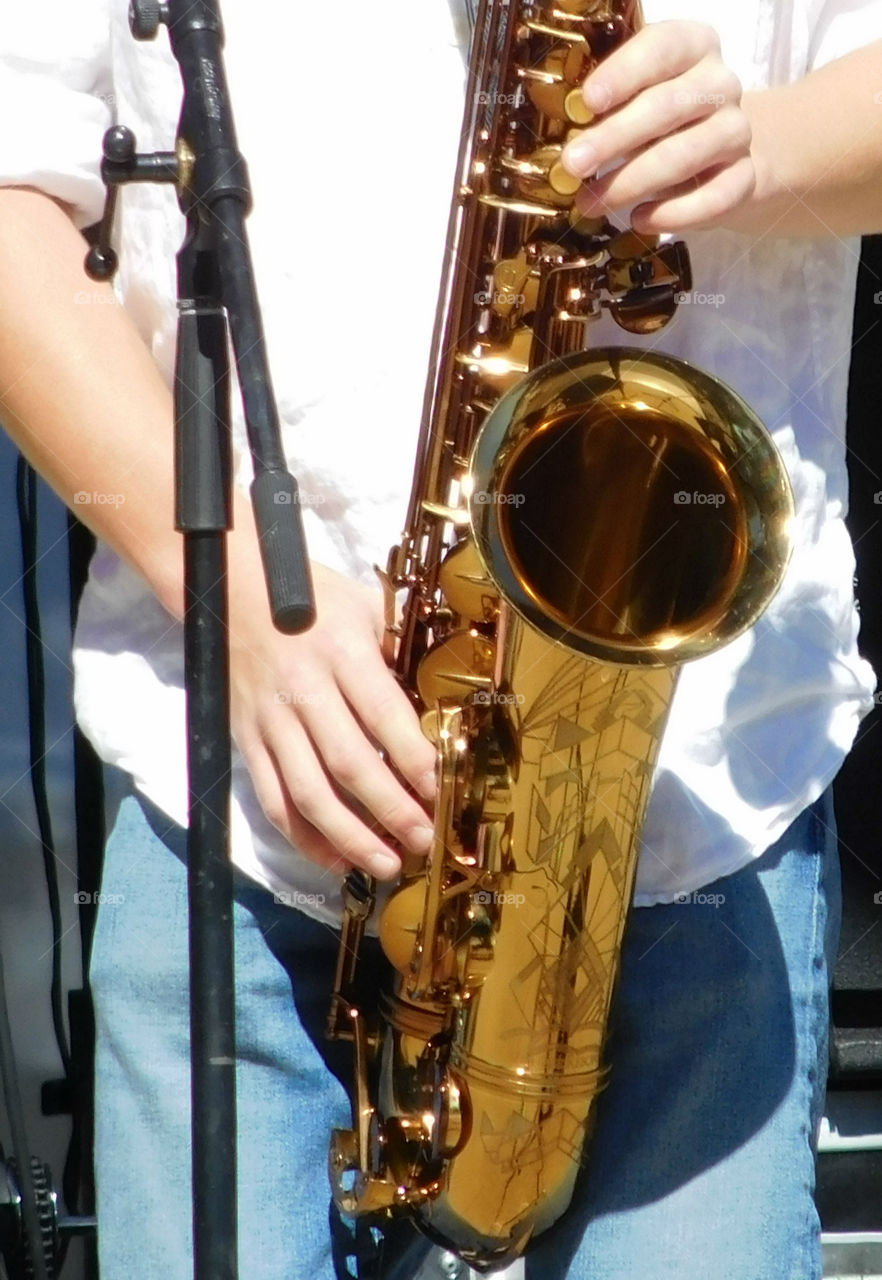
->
[86, 3, 315, 1277]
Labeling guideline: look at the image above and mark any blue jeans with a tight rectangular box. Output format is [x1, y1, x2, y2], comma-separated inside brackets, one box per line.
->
[90, 787, 840, 1280]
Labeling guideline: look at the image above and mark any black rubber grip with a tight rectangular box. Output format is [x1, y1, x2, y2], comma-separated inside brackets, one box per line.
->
[251, 469, 315, 634]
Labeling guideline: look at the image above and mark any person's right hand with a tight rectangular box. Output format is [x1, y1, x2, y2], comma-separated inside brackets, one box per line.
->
[227, 556, 437, 881]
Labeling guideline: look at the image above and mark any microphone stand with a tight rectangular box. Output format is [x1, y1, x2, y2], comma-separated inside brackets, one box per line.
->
[86, 3, 315, 1277]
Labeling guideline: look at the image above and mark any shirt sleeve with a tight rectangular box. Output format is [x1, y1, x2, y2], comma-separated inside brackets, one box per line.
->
[808, 0, 882, 71]
[0, 0, 112, 227]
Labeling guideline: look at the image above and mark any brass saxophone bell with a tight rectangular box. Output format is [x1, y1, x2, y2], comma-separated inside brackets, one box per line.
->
[469, 346, 794, 667]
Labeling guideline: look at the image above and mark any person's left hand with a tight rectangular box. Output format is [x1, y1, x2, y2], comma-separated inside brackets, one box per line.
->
[560, 21, 756, 233]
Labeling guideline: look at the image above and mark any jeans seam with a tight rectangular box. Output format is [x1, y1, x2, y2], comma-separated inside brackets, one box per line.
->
[789, 798, 833, 1280]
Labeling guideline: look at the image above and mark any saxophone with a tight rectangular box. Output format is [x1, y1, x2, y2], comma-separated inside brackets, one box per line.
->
[327, 0, 794, 1269]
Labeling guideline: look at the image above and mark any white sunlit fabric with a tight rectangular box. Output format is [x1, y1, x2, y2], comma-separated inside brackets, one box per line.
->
[0, 0, 878, 922]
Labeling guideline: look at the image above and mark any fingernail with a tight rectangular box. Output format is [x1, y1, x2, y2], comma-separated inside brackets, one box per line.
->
[417, 769, 436, 800]
[562, 135, 597, 177]
[367, 850, 400, 880]
[407, 825, 434, 855]
[583, 81, 612, 112]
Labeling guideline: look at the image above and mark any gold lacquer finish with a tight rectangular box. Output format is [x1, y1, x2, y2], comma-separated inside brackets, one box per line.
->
[327, 0, 794, 1270]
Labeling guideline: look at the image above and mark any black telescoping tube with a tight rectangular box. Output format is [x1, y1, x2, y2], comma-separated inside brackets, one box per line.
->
[184, 531, 237, 1280]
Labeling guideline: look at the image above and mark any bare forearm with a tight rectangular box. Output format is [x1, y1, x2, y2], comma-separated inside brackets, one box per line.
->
[0, 186, 189, 616]
[729, 42, 882, 238]
[0, 185, 437, 876]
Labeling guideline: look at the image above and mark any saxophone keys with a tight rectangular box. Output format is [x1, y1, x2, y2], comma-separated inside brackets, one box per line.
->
[605, 234, 687, 302]
[437, 538, 497, 622]
[328, 1127, 401, 1216]
[499, 144, 582, 204]
[419, 499, 470, 527]
[548, 158, 583, 197]
[378, 878, 427, 977]
[374, 562, 402, 664]
[419, 707, 447, 748]
[606, 229, 661, 260]
[564, 87, 594, 126]
[657, 238, 694, 292]
[455, 327, 533, 388]
[490, 250, 539, 320]
[607, 287, 679, 335]
[415, 630, 495, 710]
[520, 17, 589, 45]
[519, 47, 593, 124]
[568, 208, 610, 241]
[521, 73, 566, 121]
[478, 191, 561, 219]
[555, 0, 610, 15]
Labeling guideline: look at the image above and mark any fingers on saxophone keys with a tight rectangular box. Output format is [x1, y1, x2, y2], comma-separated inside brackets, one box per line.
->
[630, 155, 757, 234]
[266, 744, 407, 881]
[574, 107, 751, 217]
[563, 67, 742, 185]
[295, 685, 435, 862]
[335, 657, 438, 805]
[244, 749, 355, 876]
[245, 706, 407, 878]
[579, 21, 726, 120]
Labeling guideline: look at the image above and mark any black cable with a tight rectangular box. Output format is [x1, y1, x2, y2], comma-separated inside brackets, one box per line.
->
[15, 458, 70, 1079]
[66, 513, 103, 976]
[15, 460, 84, 1276]
[63, 512, 102, 1280]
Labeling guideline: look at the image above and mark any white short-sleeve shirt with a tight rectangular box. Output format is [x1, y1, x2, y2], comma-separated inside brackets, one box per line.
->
[1, 0, 878, 920]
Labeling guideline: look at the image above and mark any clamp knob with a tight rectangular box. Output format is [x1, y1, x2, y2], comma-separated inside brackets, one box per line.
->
[129, 0, 168, 40]
[102, 124, 137, 165]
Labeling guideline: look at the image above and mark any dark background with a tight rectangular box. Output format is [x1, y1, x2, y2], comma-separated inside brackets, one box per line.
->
[831, 234, 882, 1082]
